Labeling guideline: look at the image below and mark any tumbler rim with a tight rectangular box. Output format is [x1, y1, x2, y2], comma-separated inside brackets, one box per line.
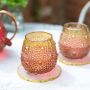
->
[64, 22, 89, 32]
[25, 31, 53, 42]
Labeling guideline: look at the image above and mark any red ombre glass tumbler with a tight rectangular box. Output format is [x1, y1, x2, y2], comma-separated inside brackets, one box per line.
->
[21, 32, 57, 74]
[18, 31, 61, 82]
[59, 23, 90, 59]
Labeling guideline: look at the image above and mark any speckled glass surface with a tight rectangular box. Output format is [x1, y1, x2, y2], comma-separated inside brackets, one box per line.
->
[21, 32, 57, 74]
[59, 23, 90, 59]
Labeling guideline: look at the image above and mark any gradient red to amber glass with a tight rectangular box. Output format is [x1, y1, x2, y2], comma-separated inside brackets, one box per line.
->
[59, 23, 90, 59]
[21, 32, 57, 74]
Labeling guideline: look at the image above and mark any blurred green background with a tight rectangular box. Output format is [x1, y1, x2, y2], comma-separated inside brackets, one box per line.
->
[0, 0, 90, 27]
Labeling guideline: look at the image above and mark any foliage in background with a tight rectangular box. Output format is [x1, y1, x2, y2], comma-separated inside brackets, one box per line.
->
[0, 0, 29, 8]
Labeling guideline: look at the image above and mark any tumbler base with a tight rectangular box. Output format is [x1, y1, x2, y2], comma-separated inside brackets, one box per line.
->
[58, 53, 90, 65]
[17, 64, 61, 83]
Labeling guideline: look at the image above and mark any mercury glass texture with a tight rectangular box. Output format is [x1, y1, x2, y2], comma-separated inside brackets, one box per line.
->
[59, 23, 90, 59]
[21, 32, 57, 74]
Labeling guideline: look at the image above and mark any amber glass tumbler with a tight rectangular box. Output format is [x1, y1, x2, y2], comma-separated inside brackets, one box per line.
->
[21, 32, 57, 74]
[59, 23, 90, 59]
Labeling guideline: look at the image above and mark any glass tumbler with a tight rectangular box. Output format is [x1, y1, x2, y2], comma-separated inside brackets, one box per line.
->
[21, 31, 57, 74]
[59, 22, 90, 59]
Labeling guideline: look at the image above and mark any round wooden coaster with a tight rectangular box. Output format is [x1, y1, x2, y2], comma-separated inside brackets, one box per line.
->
[17, 65, 62, 83]
[58, 53, 90, 66]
